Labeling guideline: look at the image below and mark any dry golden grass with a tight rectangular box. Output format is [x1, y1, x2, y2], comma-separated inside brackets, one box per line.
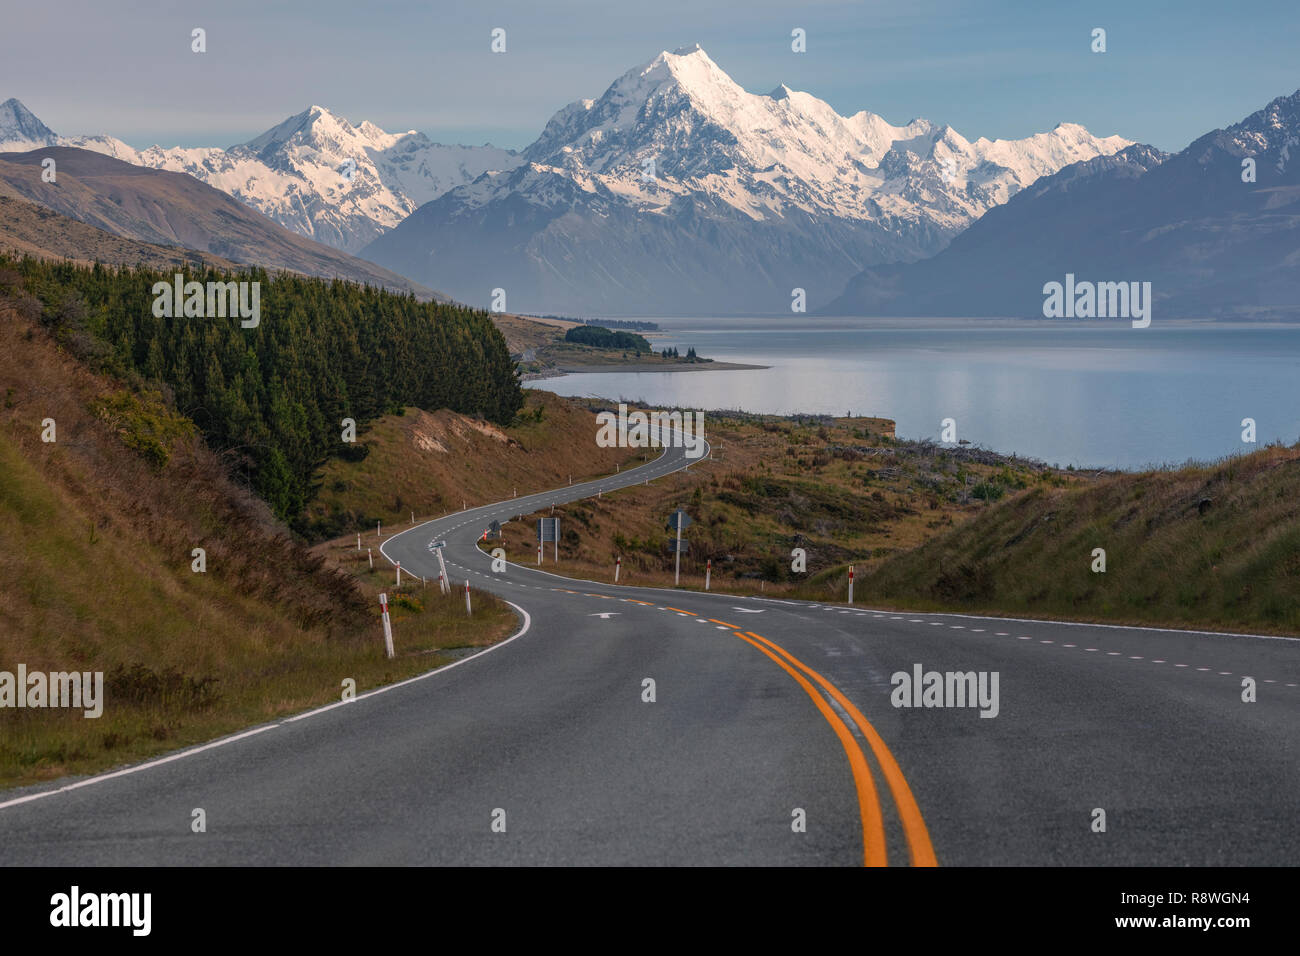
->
[484, 405, 1300, 634]
[858, 443, 1300, 633]
[491, 409, 1061, 594]
[303, 390, 646, 541]
[0, 302, 515, 787]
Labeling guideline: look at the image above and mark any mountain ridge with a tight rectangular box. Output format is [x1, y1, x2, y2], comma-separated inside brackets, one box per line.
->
[0, 97, 520, 253]
[824, 89, 1300, 320]
[361, 46, 1131, 315]
[0, 146, 442, 298]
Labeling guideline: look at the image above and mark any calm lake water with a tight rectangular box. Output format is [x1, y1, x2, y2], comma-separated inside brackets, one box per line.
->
[529, 318, 1300, 470]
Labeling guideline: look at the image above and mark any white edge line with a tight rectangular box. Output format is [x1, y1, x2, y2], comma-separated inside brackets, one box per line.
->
[0, 725, 276, 811]
[871, 608, 1300, 643]
[284, 600, 531, 722]
[0, 601, 533, 813]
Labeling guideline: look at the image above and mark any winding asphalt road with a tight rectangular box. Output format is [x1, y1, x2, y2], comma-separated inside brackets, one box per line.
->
[1, 441, 1296, 865]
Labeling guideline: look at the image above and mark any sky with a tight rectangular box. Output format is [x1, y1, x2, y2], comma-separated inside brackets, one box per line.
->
[2, 0, 1297, 153]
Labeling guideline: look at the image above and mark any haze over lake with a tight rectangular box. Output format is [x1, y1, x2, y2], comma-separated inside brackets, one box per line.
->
[531, 318, 1300, 471]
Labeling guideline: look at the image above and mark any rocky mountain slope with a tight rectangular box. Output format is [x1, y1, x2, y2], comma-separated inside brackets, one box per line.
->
[0, 147, 440, 297]
[362, 45, 1130, 315]
[826, 89, 1300, 320]
[0, 97, 519, 253]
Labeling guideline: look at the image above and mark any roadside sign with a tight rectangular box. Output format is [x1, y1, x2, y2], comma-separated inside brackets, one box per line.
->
[666, 509, 692, 532]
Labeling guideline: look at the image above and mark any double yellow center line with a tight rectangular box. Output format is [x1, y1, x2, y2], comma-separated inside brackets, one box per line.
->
[735, 629, 938, 868]
[579, 589, 933, 865]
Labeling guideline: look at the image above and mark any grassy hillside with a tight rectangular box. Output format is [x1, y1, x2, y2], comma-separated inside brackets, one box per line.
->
[481, 401, 1299, 634]
[492, 407, 1063, 588]
[303, 390, 646, 541]
[0, 298, 515, 788]
[856, 444, 1300, 633]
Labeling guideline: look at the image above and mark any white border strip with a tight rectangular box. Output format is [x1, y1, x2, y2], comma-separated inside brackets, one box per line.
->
[0, 602, 532, 812]
[470, 557, 1300, 645]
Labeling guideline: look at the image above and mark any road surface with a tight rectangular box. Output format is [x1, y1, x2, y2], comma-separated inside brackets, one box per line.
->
[1, 441, 1296, 865]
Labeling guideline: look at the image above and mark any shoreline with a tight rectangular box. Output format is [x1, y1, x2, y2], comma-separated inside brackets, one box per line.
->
[522, 360, 768, 381]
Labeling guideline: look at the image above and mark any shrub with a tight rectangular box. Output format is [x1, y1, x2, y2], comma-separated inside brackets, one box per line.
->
[106, 663, 221, 710]
[89, 390, 196, 468]
[564, 326, 652, 351]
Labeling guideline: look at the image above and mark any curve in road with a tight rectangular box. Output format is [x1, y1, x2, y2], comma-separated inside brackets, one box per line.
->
[1, 439, 1296, 866]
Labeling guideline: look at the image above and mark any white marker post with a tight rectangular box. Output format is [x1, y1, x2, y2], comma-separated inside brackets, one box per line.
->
[410, 511, 414, 525]
[848, 564, 855, 605]
[396, 561, 402, 586]
[436, 549, 450, 593]
[379, 593, 395, 659]
[368, 548, 373, 569]
[537, 543, 542, 566]
[377, 520, 382, 539]
[464, 579, 472, 615]
[614, 556, 621, 583]
[357, 533, 361, 551]
[705, 558, 712, 591]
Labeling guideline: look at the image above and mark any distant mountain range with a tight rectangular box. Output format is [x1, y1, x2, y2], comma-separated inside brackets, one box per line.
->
[825, 89, 1300, 320]
[0, 57, 1129, 316]
[6, 70, 1295, 321]
[0, 147, 439, 298]
[0, 97, 518, 253]
[362, 45, 1130, 315]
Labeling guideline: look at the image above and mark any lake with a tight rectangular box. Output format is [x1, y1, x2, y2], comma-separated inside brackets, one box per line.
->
[529, 318, 1300, 470]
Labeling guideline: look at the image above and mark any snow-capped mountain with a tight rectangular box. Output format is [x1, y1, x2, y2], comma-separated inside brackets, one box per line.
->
[827, 88, 1300, 320]
[363, 45, 1132, 315]
[0, 98, 520, 253]
[0, 98, 59, 151]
